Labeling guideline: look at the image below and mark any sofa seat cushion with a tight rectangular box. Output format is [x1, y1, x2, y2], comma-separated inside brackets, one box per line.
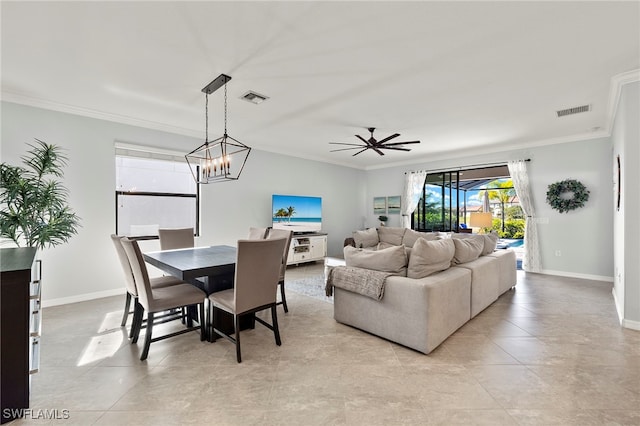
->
[353, 228, 379, 248]
[487, 249, 517, 294]
[402, 229, 438, 248]
[451, 236, 484, 264]
[377, 226, 406, 246]
[344, 244, 408, 276]
[407, 238, 455, 279]
[452, 256, 500, 317]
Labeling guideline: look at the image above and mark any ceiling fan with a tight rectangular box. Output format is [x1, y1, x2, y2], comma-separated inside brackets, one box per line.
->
[329, 127, 420, 156]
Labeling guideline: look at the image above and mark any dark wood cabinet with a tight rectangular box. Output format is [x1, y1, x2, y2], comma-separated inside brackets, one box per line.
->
[1, 247, 38, 424]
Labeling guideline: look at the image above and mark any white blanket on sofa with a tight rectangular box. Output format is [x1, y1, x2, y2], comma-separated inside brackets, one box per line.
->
[325, 266, 392, 300]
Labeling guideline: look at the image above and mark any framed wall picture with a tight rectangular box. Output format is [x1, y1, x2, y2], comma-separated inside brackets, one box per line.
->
[373, 197, 387, 214]
[387, 195, 401, 214]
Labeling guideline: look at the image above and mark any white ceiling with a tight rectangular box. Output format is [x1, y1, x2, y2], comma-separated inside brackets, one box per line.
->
[2, 1, 639, 170]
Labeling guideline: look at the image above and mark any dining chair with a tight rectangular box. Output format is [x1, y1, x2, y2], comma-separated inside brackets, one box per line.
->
[265, 228, 293, 313]
[247, 227, 268, 240]
[208, 238, 287, 363]
[158, 227, 195, 250]
[120, 237, 206, 360]
[110, 234, 184, 338]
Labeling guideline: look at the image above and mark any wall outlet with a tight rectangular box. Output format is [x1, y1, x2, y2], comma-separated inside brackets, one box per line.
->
[555, 250, 561, 257]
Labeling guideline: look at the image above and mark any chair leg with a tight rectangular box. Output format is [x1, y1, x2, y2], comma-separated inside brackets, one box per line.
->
[140, 312, 154, 361]
[235, 315, 242, 363]
[207, 300, 214, 343]
[131, 301, 144, 343]
[199, 303, 206, 342]
[187, 305, 197, 328]
[279, 281, 289, 313]
[271, 305, 282, 346]
[121, 292, 132, 327]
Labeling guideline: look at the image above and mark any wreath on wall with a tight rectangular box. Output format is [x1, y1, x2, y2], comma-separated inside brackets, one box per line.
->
[546, 179, 590, 213]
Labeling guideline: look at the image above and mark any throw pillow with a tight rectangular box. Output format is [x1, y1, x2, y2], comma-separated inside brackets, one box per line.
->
[377, 241, 395, 250]
[377, 226, 406, 246]
[344, 245, 408, 276]
[402, 229, 438, 248]
[407, 238, 455, 279]
[352, 228, 379, 248]
[481, 233, 499, 256]
[451, 236, 484, 264]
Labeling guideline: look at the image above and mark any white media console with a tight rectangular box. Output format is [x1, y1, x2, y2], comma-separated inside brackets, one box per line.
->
[287, 233, 327, 265]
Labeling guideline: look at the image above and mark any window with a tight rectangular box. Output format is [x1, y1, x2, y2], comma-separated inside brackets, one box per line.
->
[115, 149, 199, 238]
[412, 165, 511, 232]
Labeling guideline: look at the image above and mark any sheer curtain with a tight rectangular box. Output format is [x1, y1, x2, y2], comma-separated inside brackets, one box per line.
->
[401, 171, 427, 229]
[508, 160, 541, 272]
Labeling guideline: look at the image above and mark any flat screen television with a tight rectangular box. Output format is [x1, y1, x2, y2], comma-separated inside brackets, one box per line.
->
[272, 194, 322, 234]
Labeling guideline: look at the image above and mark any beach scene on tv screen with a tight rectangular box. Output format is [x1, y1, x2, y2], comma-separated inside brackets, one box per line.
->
[272, 195, 322, 232]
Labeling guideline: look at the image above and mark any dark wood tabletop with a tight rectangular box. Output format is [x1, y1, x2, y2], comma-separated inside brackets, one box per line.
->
[143, 245, 236, 283]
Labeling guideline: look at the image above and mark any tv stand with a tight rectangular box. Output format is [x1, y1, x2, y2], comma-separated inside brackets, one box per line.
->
[287, 233, 327, 265]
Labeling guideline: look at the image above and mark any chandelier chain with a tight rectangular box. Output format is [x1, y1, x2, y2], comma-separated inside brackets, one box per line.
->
[205, 93, 209, 142]
[224, 83, 228, 134]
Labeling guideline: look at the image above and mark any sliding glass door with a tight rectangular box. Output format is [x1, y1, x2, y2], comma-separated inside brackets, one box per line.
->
[412, 165, 512, 233]
[413, 171, 461, 232]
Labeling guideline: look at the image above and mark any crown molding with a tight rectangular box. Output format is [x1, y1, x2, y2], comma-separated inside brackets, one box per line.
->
[605, 68, 640, 134]
[363, 130, 610, 171]
[1, 90, 203, 139]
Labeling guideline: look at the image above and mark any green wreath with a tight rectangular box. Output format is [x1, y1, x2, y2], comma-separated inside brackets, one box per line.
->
[546, 179, 589, 213]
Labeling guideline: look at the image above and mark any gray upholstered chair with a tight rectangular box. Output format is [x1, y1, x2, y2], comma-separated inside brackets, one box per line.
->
[110, 234, 184, 338]
[121, 237, 206, 360]
[266, 228, 293, 313]
[158, 227, 195, 250]
[247, 227, 268, 240]
[208, 238, 287, 363]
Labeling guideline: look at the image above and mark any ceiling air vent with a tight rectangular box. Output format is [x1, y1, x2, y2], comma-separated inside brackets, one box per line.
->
[556, 104, 590, 118]
[241, 91, 269, 104]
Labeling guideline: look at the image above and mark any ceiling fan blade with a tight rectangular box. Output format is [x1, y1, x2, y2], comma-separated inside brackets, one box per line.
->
[372, 147, 385, 156]
[329, 142, 367, 147]
[330, 146, 367, 152]
[380, 146, 411, 152]
[375, 133, 400, 145]
[351, 147, 370, 156]
[356, 134, 373, 147]
[381, 140, 421, 146]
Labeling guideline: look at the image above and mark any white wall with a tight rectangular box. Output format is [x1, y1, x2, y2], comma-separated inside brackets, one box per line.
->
[611, 81, 640, 326]
[364, 138, 614, 281]
[1, 102, 364, 305]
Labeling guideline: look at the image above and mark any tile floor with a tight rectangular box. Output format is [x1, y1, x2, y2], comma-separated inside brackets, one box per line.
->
[14, 263, 640, 425]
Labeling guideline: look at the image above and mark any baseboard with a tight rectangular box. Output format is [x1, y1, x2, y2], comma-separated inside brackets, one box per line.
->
[622, 318, 640, 331]
[42, 288, 124, 308]
[539, 269, 614, 283]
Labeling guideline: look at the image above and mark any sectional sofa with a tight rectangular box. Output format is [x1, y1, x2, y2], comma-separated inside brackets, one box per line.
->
[329, 227, 517, 354]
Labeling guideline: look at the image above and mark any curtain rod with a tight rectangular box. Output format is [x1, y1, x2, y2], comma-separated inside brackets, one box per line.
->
[405, 158, 531, 175]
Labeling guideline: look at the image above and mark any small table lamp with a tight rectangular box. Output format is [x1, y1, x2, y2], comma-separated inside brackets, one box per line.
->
[468, 212, 493, 232]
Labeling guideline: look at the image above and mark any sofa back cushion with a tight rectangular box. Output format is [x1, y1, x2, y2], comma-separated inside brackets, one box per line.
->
[352, 228, 379, 248]
[402, 229, 438, 248]
[377, 226, 406, 246]
[407, 238, 455, 279]
[452, 236, 484, 264]
[481, 233, 499, 256]
[344, 245, 408, 276]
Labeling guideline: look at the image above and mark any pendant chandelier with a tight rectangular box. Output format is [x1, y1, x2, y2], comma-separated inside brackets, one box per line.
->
[186, 74, 251, 184]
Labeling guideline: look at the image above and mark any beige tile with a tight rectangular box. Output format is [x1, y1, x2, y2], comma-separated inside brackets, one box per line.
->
[27, 270, 640, 424]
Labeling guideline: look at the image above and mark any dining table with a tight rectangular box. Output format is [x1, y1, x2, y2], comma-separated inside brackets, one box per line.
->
[143, 245, 254, 340]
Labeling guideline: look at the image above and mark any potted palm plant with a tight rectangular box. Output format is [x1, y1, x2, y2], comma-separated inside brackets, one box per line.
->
[0, 139, 81, 249]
